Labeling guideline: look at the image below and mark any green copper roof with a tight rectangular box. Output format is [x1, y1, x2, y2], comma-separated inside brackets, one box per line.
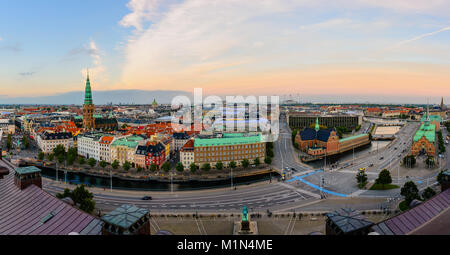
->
[420, 114, 441, 123]
[102, 204, 148, 230]
[111, 135, 143, 148]
[413, 122, 435, 143]
[339, 133, 369, 143]
[194, 133, 262, 147]
[84, 73, 93, 105]
[15, 166, 41, 175]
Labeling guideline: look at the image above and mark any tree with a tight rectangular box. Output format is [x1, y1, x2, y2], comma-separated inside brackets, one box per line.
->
[264, 157, 272, 164]
[99, 160, 107, 168]
[422, 187, 436, 200]
[123, 161, 131, 171]
[22, 135, 29, 149]
[190, 163, 197, 173]
[253, 158, 260, 166]
[229, 161, 237, 169]
[202, 163, 211, 172]
[266, 149, 274, 158]
[112, 160, 119, 169]
[215, 161, 223, 170]
[425, 156, 435, 168]
[403, 155, 416, 168]
[137, 165, 143, 172]
[437, 170, 447, 185]
[162, 162, 171, 172]
[57, 154, 65, 164]
[356, 170, 368, 188]
[56, 188, 72, 199]
[375, 169, 392, 188]
[6, 134, 12, 151]
[401, 181, 421, 205]
[78, 157, 86, 165]
[79, 198, 96, 214]
[150, 163, 157, 172]
[176, 162, 184, 172]
[241, 159, 250, 168]
[67, 147, 77, 159]
[38, 152, 45, 160]
[66, 154, 76, 165]
[71, 184, 94, 204]
[48, 153, 55, 161]
[53, 144, 66, 158]
[88, 158, 97, 168]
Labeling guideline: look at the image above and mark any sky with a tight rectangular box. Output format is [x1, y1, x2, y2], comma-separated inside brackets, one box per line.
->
[0, 0, 450, 104]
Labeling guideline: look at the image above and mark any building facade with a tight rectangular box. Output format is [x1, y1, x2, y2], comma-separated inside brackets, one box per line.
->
[110, 135, 144, 165]
[180, 139, 194, 169]
[194, 133, 265, 168]
[288, 113, 361, 130]
[411, 121, 436, 156]
[36, 131, 73, 154]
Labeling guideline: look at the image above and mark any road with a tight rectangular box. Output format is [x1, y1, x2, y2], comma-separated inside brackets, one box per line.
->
[38, 117, 445, 213]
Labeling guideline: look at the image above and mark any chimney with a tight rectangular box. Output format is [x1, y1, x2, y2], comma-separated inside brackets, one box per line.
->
[14, 166, 42, 190]
[0, 166, 9, 179]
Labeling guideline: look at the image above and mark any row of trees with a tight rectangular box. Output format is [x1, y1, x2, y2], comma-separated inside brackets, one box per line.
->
[437, 130, 446, 154]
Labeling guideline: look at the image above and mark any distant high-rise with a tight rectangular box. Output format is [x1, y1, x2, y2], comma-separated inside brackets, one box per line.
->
[441, 97, 446, 111]
[82, 71, 95, 130]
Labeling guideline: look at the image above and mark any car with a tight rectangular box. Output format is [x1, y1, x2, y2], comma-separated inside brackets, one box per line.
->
[379, 157, 384, 160]
[368, 163, 374, 167]
[142, 196, 152, 200]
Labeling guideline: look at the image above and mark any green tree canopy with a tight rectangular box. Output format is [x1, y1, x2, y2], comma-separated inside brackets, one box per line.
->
[215, 161, 223, 170]
[176, 162, 184, 172]
[241, 159, 250, 168]
[150, 163, 158, 172]
[375, 169, 392, 188]
[112, 160, 119, 169]
[123, 161, 131, 171]
[422, 187, 436, 201]
[190, 163, 197, 173]
[229, 161, 237, 169]
[401, 181, 421, 205]
[202, 163, 211, 172]
[162, 162, 171, 172]
[88, 158, 97, 168]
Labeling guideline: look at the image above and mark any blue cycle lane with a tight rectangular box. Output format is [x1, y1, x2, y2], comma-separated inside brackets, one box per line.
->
[286, 170, 348, 198]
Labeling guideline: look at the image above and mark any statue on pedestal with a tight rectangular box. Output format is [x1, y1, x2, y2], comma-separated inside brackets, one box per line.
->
[241, 206, 250, 231]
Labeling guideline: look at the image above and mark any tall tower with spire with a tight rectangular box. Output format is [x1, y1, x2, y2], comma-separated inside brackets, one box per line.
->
[441, 97, 445, 111]
[315, 117, 320, 132]
[82, 70, 95, 131]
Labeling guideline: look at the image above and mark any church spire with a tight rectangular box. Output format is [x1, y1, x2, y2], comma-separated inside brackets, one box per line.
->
[315, 117, 320, 132]
[84, 69, 93, 105]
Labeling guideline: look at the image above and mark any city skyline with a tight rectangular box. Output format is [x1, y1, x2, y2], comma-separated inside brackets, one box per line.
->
[1, 0, 450, 102]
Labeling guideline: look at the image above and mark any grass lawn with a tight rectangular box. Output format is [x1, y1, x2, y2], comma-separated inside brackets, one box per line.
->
[369, 183, 400, 190]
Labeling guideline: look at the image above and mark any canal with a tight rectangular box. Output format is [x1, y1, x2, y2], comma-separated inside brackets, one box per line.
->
[37, 165, 280, 191]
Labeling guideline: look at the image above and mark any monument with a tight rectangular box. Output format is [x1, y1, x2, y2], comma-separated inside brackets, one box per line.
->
[233, 206, 258, 235]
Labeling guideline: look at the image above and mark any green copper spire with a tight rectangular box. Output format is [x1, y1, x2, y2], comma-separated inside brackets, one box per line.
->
[315, 117, 320, 132]
[84, 70, 93, 105]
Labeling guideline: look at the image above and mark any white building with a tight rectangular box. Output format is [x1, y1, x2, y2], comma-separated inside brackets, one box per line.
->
[0, 119, 15, 135]
[36, 131, 73, 154]
[180, 139, 194, 170]
[77, 133, 103, 161]
[172, 132, 191, 151]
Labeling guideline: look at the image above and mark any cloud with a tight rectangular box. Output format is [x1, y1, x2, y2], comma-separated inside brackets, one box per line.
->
[118, 0, 450, 95]
[18, 72, 36, 77]
[0, 43, 22, 53]
[80, 40, 108, 89]
[119, 0, 163, 31]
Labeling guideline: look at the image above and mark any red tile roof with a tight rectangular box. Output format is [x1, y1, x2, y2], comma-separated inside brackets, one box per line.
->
[0, 160, 103, 235]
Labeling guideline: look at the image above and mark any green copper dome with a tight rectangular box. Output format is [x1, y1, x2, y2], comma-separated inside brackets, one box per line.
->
[84, 73, 93, 105]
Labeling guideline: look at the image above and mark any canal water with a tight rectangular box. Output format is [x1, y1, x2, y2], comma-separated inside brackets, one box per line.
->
[37, 166, 279, 191]
[306, 140, 391, 169]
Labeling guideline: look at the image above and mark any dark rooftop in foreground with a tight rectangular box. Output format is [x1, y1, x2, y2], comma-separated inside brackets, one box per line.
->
[14, 166, 41, 175]
[371, 188, 450, 235]
[0, 160, 103, 235]
[326, 208, 374, 235]
[102, 204, 149, 229]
